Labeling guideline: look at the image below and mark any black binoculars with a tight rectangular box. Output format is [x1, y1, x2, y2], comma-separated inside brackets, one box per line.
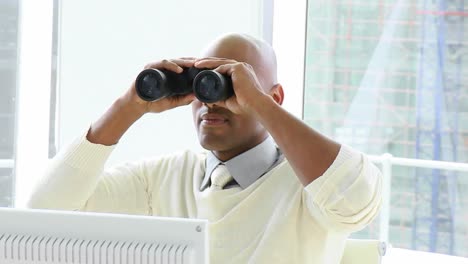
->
[135, 67, 234, 103]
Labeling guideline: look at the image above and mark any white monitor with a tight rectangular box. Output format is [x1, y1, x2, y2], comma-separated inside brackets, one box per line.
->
[0, 207, 208, 264]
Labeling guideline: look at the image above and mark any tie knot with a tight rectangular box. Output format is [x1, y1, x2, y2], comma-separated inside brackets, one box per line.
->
[210, 164, 232, 190]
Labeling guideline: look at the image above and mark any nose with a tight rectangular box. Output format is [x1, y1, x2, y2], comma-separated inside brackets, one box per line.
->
[203, 102, 217, 109]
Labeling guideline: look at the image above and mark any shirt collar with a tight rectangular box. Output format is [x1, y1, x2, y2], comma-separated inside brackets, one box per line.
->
[200, 136, 280, 190]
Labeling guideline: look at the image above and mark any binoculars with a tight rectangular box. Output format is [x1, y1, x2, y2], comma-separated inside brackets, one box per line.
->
[135, 67, 234, 103]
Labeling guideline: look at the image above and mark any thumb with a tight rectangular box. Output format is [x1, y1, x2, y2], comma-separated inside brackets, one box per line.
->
[179, 93, 196, 106]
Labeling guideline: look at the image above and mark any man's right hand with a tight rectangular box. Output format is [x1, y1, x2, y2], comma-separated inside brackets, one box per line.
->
[86, 58, 197, 146]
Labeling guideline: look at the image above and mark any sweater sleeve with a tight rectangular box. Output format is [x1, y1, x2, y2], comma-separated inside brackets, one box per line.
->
[26, 133, 151, 215]
[303, 144, 383, 233]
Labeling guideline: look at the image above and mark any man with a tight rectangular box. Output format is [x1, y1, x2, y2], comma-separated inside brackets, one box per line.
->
[27, 33, 382, 263]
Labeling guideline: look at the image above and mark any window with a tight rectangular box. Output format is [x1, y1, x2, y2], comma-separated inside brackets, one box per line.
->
[0, 0, 19, 207]
[273, 0, 468, 258]
[0, 1, 57, 207]
[301, 0, 468, 257]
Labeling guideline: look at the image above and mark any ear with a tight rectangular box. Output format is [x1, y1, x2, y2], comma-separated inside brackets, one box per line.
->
[269, 84, 284, 105]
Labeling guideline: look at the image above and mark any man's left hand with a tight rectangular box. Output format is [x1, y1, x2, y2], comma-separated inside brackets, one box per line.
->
[194, 57, 267, 115]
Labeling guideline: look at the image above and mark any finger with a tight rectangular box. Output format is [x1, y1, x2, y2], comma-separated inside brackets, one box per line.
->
[194, 58, 237, 69]
[211, 99, 228, 108]
[179, 93, 196, 106]
[194, 56, 225, 62]
[151, 93, 195, 113]
[213, 63, 235, 76]
[179, 56, 197, 60]
[195, 57, 236, 63]
[170, 58, 197, 68]
[144, 59, 184, 73]
[164, 93, 195, 110]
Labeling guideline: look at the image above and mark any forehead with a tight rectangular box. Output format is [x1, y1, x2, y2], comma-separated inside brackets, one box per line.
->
[200, 35, 277, 90]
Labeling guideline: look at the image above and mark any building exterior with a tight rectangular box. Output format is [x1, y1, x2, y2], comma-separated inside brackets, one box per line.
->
[304, 0, 468, 257]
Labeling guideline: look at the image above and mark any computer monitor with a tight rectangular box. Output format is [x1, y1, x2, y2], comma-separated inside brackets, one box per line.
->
[0, 207, 208, 264]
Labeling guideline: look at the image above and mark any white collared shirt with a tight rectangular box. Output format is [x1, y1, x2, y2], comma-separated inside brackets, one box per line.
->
[200, 136, 283, 191]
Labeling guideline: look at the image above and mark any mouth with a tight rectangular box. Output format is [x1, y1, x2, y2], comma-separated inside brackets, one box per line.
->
[200, 113, 228, 126]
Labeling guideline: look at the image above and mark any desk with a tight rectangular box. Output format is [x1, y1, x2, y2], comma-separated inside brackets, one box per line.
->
[383, 248, 468, 264]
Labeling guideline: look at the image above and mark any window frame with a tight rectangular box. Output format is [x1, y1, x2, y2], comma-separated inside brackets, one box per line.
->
[14, 0, 55, 207]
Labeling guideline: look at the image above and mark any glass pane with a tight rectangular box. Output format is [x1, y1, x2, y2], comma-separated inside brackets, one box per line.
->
[49, 0, 59, 158]
[0, 0, 19, 207]
[304, 0, 468, 257]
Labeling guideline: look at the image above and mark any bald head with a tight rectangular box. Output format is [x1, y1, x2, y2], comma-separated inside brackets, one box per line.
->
[201, 33, 278, 91]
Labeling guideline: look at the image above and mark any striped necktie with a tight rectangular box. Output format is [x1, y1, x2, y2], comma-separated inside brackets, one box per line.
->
[210, 164, 232, 190]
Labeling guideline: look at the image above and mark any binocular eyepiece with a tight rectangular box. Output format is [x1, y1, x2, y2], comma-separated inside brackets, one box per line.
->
[135, 67, 234, 103]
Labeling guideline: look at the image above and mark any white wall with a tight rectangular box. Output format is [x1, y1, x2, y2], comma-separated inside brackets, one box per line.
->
[58, 0, 268, 166]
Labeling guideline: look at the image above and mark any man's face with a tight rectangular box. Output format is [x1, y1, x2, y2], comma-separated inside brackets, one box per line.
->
[191, 36, 275, 160]
[192, 98, 267, 160]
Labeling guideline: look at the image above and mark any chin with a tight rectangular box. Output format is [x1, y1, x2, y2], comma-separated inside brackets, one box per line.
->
[199, 140, 224, 152]
[198, 135, 229, 152]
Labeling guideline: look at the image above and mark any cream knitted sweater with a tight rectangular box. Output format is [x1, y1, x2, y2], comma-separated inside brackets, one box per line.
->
[27, 135, 382, 264]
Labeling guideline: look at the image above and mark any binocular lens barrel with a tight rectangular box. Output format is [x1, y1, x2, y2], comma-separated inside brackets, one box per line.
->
[135, 69, 169, 101]
[193, 70, 233, 103]
[135, 67, 233, 103]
